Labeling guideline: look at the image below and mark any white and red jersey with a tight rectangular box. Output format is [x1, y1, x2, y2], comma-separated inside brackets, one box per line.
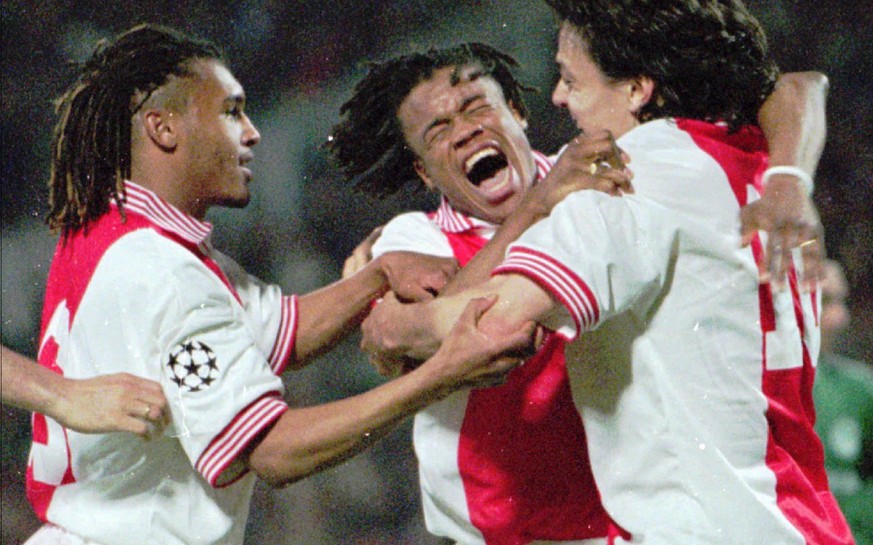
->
[27, 181, 297, 545]
[373, 151, 625, 545]
[495, 119, 852, 544]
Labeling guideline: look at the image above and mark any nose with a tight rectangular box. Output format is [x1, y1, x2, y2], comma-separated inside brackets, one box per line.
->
[453, 121, 484, 150]
[242, 113, 261, 147]
[552, 80, 568, 109]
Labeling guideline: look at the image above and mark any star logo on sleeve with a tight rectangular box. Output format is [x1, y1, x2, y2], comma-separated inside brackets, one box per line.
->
[166, 341, 219, 392]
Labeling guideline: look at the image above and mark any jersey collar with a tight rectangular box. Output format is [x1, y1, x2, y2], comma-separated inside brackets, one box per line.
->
[114, 181, 213, 245]
[431, 150, 553, 234]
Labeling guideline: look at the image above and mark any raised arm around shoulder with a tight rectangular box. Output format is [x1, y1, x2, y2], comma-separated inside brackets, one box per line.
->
[246, 295, 535, 488]
[759, 71, 828, 175]
[743, 71, 829, 285]
[442, 131, 632, 296]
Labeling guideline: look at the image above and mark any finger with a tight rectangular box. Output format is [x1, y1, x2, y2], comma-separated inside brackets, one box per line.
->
[765, 234, 786, 289]
[738, 205, 758, 248]
[498, 321, 538, 358]
[462, 294, 499, 325]
[798, 233, 825, 289]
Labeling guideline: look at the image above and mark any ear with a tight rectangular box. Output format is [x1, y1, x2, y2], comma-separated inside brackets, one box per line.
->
[627, 76, 655, 115]
[413, 158, 436, 191]
[508, 100, 529, 130]
[142, 109, 178, 151]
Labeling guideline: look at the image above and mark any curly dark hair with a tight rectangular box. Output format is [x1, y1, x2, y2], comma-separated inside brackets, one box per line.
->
[327, 43, 535, 197]
[545, 0, 778, 129]
[48, 24, 222, 236]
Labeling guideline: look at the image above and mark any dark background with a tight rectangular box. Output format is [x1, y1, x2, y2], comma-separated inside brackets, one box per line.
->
[2, 1, 870, 543]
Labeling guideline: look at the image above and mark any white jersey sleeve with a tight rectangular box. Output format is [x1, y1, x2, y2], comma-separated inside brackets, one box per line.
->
[98, 233, 288, 487]
[371, 212, 454, 259]
[211, 249, 298, 374]
[496, 190, 674, 341]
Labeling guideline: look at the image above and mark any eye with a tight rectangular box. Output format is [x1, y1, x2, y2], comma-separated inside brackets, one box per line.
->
[425, 124, 449, 147]
[227, 105, 243, 118]
[469, 103, 493, 116]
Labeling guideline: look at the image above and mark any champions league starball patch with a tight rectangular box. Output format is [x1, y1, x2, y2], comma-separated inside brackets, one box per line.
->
[166, 340, 219, 392]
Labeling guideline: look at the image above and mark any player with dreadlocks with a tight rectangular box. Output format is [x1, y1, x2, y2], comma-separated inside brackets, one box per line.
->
[330, 43, 630, 545]
[330, 37, 829, 545]
[26, 24, 535, 545]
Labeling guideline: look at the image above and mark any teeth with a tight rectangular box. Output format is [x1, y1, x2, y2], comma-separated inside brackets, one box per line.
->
[464, 148, 500, 174]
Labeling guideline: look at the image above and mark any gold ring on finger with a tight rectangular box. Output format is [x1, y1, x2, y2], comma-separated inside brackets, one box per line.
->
[798, 239, 816, 248]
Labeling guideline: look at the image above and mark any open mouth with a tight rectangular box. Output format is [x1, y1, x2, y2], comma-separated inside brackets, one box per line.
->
[465, 148, 509, 187]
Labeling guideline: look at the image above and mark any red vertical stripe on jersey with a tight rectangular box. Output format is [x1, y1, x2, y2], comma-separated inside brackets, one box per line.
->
[677, 118, 852, 545]
[444, 230, 618, 544]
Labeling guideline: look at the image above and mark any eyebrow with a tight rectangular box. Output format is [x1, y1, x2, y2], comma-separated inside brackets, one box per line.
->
[422, 93, 486, 139]
[224, 94, 246, 107]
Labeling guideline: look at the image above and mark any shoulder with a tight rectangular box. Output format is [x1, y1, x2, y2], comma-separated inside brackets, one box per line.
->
[372, 211, 453, 258]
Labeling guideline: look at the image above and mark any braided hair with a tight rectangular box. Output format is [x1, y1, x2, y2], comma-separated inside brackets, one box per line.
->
[545, 0, 778, 129]
[48, 24, 221, 236]
[327, 43, 535, 197]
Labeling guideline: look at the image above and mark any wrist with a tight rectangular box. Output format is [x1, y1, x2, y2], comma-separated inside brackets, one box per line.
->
[762, 166, 813, 195]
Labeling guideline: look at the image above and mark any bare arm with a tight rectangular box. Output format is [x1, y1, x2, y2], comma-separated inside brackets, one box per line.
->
[743, 71, 829, 284]
[442, 131, 632, 295]
[246, 296, 535, 487]
[1, 345, 168, 437]
[362, 274, 556, 365]
[293, 252, 459, 367]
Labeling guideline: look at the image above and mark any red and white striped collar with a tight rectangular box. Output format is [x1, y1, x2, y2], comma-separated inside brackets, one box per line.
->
[431, 150, 554, 234]
[113, 181, 213, 245]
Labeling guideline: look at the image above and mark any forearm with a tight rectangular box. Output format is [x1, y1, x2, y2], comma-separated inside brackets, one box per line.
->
[292, 258, 387, 367]
[1, 346, 62, 414]
[759, 71, 828, 175]
[247, 358, 453, 487]
[364, 275, 553, 361]
[442, 205, 544, 296]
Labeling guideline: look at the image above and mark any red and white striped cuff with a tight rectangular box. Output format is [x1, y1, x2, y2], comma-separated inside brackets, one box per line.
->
[196, 394, 288, 488]
[268, 295, 298, 375]
[493, 246, 600, 340]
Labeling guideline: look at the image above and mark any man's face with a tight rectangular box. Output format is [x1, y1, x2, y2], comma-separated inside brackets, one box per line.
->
[175, 60, 260, 218]
[552, 22, 639, 138]
[398, 65, 536, 225]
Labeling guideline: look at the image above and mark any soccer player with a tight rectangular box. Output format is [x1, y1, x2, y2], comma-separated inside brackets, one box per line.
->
[24, 24, 533, 545]
[359, 1, 851, 543]
[332, 40, 830, 545]
[2, 345, 168, 437]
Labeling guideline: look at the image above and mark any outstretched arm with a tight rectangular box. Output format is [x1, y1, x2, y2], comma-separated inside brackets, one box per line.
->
[292, 252, 459, 367]
[362, 273, 556, 366]
[246, 295, 535, 487]
[743, 71, 829, 285]
[1, 345, 168, 437]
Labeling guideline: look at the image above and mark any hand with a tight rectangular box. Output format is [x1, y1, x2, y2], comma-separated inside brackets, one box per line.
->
[342, 226, 383, 279]
[378, 251, 459, 302]
[424, 295, 536, 390]
[522, 130, 633, 219]
[740, 174, 824, 287]
[55, 373, 169, 438]
[361, 292, 433, 362]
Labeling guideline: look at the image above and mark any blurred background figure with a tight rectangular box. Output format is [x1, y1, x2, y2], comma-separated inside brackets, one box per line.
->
[814, 259, 873, 545]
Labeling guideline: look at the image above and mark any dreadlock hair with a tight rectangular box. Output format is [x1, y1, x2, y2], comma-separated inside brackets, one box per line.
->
[48, 23, 221, 236]
[545, 0, 778, 130]
[326, 43, 535, 198]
